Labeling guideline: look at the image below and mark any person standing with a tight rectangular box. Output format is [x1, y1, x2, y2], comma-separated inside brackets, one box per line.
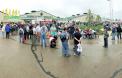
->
[103, 29, 109, 48]
[73, 28, 82, 55]
[67, 24, 75, 40]
[26, 24, 30, 39]
[50, 24, 57, 37]
[18, 27, 24, 43]
[23, 25, 27, 42]
[40, 23, 48, 48]
[60, 28, 70, 57]
[36, 24, 41, 41]
[1, 24, 6, 38]
[29, 25, 33, 39]
[111, 23, 117, 40]
[31, 25, 37, 50]
[5, 24, 11, 39]
[116, 24, 122, 40]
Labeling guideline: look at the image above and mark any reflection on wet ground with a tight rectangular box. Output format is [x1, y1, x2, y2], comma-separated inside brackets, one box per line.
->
[0, 33, 122, 78]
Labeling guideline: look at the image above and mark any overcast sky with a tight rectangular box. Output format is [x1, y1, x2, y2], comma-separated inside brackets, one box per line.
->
[0, 0, 122, 19]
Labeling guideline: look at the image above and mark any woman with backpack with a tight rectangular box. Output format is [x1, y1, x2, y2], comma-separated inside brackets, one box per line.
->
[60, 28, 70, 57]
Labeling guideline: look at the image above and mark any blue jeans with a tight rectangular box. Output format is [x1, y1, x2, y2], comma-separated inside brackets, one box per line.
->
[41, 33, 46, 48]
[19, 35, 24, 43]
[2, 31, 5, 38]
[112, 33, 116, 40]
[62, 41, 69, 55]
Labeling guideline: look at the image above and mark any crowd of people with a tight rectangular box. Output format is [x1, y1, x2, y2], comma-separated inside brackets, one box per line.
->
[110, 23, 122, 40]
[103, 22, 122, 48]
[0, 23, 18, 39]
[0, 21, 83, 57]
[1, 21, 122, 57]
[81, 29, 97, 39]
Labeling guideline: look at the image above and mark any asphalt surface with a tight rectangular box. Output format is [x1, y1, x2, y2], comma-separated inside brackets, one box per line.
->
[0, 32, 122, 78]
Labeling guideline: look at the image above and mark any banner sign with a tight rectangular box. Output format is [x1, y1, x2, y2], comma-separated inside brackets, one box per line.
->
[2, 9, 20, 20]
[2, 9, 20, 16]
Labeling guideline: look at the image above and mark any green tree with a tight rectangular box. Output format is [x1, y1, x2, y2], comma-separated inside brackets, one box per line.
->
[86, 9, 94, 26]
[96, 15, 101, 23]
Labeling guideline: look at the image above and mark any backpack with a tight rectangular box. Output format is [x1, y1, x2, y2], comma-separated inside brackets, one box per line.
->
[29, 29, 33, 35]
[112, 28, 116, 33]
[42, 26, 46, 32]
[60, 33, 67, 42]
[19, 30, 23, 35]
[41, 26, 47, 34]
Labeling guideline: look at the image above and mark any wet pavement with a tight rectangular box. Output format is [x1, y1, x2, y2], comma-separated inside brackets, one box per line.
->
[0, 32, 122, 78]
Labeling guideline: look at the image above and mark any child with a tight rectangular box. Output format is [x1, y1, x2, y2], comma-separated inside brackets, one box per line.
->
[49, 36, 57, 48]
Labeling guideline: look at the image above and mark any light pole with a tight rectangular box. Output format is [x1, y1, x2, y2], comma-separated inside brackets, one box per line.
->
[107, 0, 113, 21]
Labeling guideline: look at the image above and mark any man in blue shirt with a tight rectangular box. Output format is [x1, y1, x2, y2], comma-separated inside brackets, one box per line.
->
[5, 24, 11, 39]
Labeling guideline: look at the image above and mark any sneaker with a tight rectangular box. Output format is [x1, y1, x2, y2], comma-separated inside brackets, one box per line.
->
[66, 54, 70, 57]
[73, 47, 75, 50]
[63, 54, 67, 57]
[64, 54, 70, 57]
[77, 52, 81, 56]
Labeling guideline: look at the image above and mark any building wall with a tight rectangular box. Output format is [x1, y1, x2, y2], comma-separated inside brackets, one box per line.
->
[21, 10, 57, 20]
[27, 11, 55, 17]
[71, 14, 99, 22]
[71, 15, 88, 22]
